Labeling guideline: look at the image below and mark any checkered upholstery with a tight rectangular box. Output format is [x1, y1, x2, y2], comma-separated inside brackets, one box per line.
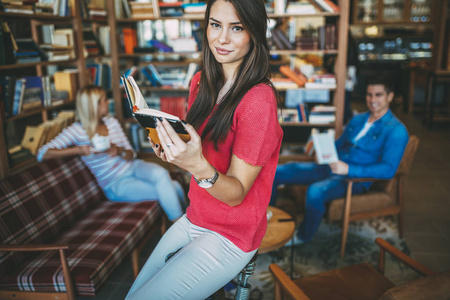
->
[0, 157, 161, 296]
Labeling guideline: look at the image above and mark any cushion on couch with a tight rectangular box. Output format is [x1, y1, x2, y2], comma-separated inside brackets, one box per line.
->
[0, 157, 104, 278]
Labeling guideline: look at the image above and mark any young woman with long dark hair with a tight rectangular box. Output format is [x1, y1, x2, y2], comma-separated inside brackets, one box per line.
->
[126, 0, 283, 298]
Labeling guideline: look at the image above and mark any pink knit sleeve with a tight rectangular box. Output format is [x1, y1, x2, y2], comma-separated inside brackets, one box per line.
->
[232, 84, 282, 166]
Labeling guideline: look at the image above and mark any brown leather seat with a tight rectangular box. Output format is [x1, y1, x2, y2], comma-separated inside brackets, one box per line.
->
[269, 238, 448, 300]
[295, 263, 394, 300]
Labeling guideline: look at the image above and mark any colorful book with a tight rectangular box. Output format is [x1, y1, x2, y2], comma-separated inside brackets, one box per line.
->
[121, 74, 190, 144]
[12, 78, 26, 116]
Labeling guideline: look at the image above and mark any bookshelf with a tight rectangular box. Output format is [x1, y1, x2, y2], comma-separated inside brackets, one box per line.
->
[352, 0, 434, 24]
[0, 0, 100, 179]
[106, 0, 349, 157]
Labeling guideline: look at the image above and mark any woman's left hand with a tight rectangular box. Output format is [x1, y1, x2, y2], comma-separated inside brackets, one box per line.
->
[153, 118, 205, 173]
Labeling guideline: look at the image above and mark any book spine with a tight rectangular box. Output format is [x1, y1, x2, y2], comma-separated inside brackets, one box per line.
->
[12, 78, 26, 116]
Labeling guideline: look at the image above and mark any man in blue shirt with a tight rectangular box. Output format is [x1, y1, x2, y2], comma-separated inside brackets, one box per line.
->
[271, 75, 409, 243]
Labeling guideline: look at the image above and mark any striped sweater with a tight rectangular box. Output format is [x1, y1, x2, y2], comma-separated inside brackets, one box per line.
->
[37, 116, 135, 188]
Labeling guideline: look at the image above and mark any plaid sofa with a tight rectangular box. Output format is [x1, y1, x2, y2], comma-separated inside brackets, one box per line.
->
[0, 157, 164, 298]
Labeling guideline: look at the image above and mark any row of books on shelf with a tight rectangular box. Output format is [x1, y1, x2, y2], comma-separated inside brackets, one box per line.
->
[79, 0, 107, 19]
[278, 105, 336, 124]
[8, 110, 75, 165]
[273, 65, 337, 89]
[88, 63, 112, 90]
[115, 0, 206, 19]
[271, 0, 339, 14]
[0, 23, 111, 65]
[121, 62, 198, 89]
[0, 70, 79, 118]
[119, 26, 201, 55]
[0, 0, 72, 16]
[271, 23, 338, 51]
[117, 0, 337, 20]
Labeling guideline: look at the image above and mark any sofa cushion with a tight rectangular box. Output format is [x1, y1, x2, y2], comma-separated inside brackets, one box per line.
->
[0, 200, 161, 296]
[0, 157, 104, 277]
[328, 191, 394, 221]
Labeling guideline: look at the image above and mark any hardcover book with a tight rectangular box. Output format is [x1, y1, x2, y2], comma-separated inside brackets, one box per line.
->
[121, 75, 190, 144]
[312, 130, 338, 164]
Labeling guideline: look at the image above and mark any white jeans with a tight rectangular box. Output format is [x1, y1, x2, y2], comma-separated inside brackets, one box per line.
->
[103, 159, 186, 221]
[125, 215, 257, 300]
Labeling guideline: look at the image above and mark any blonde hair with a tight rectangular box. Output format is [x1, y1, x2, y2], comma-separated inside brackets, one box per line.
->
[76, 85, 106, 138]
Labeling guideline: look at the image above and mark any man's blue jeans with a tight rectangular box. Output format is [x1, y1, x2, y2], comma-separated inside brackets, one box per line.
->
[270, 162, 367, 242]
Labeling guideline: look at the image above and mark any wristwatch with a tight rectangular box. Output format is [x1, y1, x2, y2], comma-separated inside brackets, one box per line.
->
[195, 167, 219, 189]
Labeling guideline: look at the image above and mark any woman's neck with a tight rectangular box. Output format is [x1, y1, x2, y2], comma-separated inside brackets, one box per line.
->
[217, 79, 234, 103]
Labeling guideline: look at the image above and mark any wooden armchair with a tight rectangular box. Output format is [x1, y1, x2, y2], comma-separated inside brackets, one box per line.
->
[269, 237, 450, 300]
[328, 135, 420, 258]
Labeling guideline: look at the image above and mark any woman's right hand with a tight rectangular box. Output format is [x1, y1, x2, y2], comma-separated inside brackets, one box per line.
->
[78, 145, 91, 156]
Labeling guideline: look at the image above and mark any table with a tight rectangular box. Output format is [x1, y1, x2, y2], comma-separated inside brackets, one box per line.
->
[259, 206, 296, 254]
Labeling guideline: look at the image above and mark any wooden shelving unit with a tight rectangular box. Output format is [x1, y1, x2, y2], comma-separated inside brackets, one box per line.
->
[0, 0, 92, 179]
[107, 0, 349, 139]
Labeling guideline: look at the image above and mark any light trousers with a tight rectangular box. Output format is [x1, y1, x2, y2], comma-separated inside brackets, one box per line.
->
[125, 215, 257, 300]
[103, 159, 186, 221]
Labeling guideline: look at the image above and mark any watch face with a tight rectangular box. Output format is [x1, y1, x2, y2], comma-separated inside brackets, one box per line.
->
[198, 181, 213, 188]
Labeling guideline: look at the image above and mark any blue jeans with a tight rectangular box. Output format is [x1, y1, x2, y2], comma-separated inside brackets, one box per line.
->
[125, 215, 257, 300]
[103, 160, 186, 221]
[270, 162, 367, 242]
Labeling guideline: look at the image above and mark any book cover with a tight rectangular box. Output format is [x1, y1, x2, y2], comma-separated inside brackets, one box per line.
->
[142, 65, 162, 87]
[122, 28, 137, 54]
[121, 74, 190, 144]
[279, 65, 307, 87]
[312, 131, 338, 164]
[12, 78, 26, 116]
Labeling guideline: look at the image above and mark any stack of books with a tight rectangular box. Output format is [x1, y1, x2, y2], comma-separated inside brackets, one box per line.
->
[295, 36, 318, 50]
[305, 74, 336, 89]
[129, 1, 157, 18]
[308, 105, 336, 124]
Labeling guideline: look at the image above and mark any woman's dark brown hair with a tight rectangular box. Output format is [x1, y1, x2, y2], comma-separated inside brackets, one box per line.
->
[186, 0, 279, 149]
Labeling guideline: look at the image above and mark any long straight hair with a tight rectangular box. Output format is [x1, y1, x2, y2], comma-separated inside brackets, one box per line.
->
[186, 0, 279, 149]
[76, 85, 105, 138]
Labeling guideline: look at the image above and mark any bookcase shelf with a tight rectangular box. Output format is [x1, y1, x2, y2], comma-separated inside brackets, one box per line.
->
[119, 52, 201, 58]
[3, 100, 75, 123]
[0, 12, 73, 21]
[0, 0, 89, 179]
[270, 49, 339, 55]
[268, 12, 340, 18]
[0, 59, 79, 70]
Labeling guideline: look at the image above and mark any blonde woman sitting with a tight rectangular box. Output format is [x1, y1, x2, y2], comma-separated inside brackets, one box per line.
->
[37, 85, 185, 222]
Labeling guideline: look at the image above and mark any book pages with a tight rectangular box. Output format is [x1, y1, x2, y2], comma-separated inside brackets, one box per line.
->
[127, 75, 149, 110]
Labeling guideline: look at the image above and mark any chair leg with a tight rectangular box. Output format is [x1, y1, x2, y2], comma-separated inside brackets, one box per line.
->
[340, 181, 353, 259]
[398, 176, 404, 238]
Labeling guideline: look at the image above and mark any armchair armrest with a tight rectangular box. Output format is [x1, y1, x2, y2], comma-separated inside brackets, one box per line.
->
[269, 263, 310, 300]
[345, 173, 402, 183]
[0, 244, 69, 251]
[375, 238, 436, 276]
[0, 243, 76, 299]
[345, 178, 376, 183]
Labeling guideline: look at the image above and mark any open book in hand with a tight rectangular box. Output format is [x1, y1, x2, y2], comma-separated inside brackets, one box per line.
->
[121, 75, 190, 144]
[312, 130, 338, 164]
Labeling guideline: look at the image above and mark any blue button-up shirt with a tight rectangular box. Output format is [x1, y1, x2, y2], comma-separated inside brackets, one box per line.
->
[336, 109, 409, 180]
